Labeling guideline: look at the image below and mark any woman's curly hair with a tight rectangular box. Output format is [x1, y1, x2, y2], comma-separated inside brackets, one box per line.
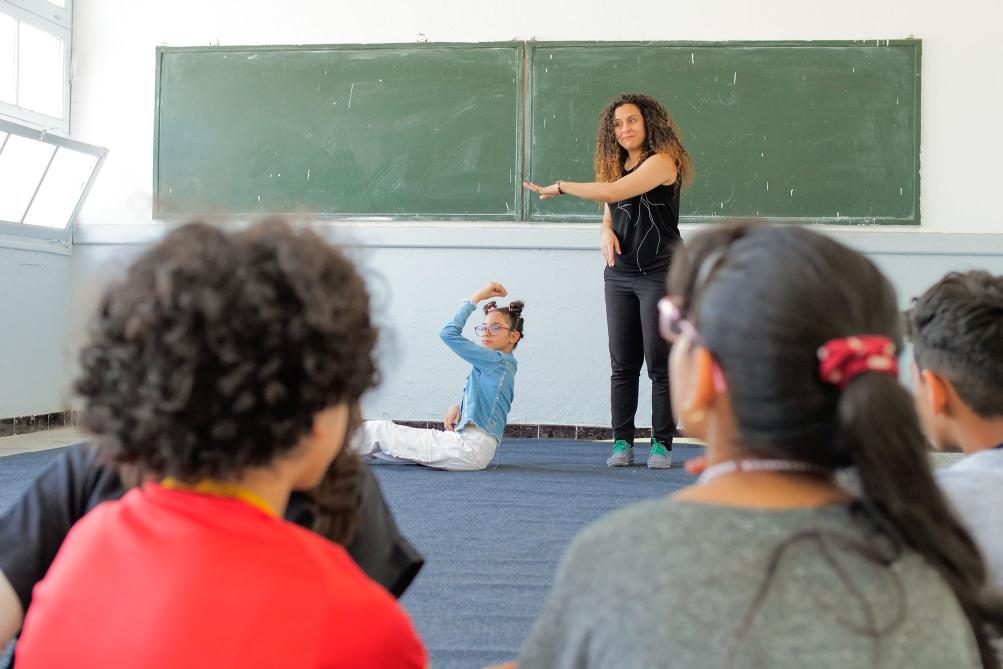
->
[594, 93, 694, 187]
[75, 218, 379, 484]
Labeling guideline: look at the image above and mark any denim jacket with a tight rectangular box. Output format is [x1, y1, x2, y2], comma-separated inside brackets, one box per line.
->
[439, 300, 518, 443]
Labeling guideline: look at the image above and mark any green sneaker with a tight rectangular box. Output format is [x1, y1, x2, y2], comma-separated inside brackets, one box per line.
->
[647, 439, 672, 469]
[606, 439, 634, 467]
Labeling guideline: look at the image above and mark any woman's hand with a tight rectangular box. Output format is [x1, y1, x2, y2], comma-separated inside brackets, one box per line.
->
[601, 228, 621, 267]
[523, 181, 561, 200]
[471, 281, 508, 303]
[443, 405, 461, 431]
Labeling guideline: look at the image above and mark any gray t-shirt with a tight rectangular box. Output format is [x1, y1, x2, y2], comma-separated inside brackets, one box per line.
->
[519, 499, 980, 669]
[937, 447, 1003, 590]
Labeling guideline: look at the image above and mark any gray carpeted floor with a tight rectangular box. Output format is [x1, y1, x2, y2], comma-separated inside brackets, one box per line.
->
[0, 439, 702, 668]
[374, 439, 700, 668]
[0, 448, 71, 514]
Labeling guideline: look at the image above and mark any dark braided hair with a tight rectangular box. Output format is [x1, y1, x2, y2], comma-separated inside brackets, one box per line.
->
[483, 300, 526, 348]
[307, 403, 364, 545]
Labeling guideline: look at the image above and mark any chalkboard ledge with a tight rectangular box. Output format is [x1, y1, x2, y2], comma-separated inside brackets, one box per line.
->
[73, 222, 1003, 259]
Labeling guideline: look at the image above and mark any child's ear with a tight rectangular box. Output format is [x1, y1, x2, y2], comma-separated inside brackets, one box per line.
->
[921, 368, 950, 416]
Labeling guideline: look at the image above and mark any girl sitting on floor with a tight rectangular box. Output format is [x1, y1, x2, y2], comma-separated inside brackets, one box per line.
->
[353, 281, 524, 471]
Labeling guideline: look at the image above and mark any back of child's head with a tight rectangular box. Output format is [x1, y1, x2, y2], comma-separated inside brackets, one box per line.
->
[907, 270, 1003, 418]
[669, 222, 902, 465]
[667, 221, 1003, 666]
[75, 217, 379, 483]
[484, 300, 526, 348]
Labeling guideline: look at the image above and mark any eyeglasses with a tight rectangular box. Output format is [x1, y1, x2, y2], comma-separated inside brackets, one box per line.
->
[658, 297, 701, 344]
[659, 296, 728, 392]
[474, 323, 512, 336]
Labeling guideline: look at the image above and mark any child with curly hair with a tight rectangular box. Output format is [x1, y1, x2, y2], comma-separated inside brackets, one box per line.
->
[13, 219, 426, 669]
[353, 281, 524, 471]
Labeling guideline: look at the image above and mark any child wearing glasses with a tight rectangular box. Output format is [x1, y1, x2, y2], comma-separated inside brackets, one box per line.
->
[352, 282, 524, 471]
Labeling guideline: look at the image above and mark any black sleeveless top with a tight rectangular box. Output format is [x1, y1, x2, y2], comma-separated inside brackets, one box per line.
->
[608, 161, 681, 277]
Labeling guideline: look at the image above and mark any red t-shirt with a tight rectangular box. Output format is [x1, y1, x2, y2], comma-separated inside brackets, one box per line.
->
[15, 484, 427, 669]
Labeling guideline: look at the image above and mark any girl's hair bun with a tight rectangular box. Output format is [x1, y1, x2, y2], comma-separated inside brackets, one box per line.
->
[507, 300, 525, 316]
[483, 301, 498, 314]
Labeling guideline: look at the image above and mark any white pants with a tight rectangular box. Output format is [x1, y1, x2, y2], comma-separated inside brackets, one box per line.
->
[351, 420, 498, 471]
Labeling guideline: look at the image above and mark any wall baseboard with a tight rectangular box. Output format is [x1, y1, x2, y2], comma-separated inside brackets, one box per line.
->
[0, 411, 80, 438]
[398, 421, 683, 441]
[0, 415, 698, 449]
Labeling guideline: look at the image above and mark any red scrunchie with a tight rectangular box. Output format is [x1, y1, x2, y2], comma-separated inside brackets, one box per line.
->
[817, 335, 898, 389]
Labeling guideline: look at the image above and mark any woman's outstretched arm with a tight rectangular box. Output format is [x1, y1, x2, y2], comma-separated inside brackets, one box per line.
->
[524, 153, 678, 204]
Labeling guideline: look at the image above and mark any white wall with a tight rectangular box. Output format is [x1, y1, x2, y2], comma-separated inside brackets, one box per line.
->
[71, 224, 1003, 426]
[45, 0, 1003, 425]
[0, 237, 72, 418]
[71, 0, 1003, 233]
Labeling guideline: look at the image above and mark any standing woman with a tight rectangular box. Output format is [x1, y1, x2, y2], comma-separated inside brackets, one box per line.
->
[525, 93, 694, 468]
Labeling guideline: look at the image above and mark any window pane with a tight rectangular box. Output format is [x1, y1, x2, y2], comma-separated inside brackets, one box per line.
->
[24, 147, 97, 228]
[0, 132, 55, 222]
[18, 21, 63, 118]
[0, 13, 15, 105]
[49, 0, 66, 7]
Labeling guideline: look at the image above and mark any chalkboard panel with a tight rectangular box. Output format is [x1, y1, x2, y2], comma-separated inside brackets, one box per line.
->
[154, 43, 522, 219]
[526, 41, 921, 224]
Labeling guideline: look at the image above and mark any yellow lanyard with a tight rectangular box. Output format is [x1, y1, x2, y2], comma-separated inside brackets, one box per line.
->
[160, 478, 277, 517]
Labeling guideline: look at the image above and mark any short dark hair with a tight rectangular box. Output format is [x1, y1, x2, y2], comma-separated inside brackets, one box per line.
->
[907, 271, 1003, 418]
[75, 218, 379, 482]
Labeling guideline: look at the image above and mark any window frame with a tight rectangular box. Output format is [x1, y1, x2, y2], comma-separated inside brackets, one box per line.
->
[5, 0, 71, 29]
[0, 117, 107, 242]
[0, 0, 72, 133]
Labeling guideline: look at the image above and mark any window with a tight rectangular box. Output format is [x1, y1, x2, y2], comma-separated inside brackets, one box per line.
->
[0, 0, 71, 132]
[0, 117, 106, 242]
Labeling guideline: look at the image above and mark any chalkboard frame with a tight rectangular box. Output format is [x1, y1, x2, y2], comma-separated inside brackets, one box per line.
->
[153, 39, 921, 226]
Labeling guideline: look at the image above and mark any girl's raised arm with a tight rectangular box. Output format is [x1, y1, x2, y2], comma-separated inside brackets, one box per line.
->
[438, 282, 509, 367]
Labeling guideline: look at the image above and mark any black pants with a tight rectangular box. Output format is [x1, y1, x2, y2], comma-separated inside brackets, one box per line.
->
[604, 268, 673, 447]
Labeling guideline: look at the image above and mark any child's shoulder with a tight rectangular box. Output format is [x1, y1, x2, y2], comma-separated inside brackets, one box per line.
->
[281, 520, 359, 571]
[282, 524, 427, 665]
[497, 350, 518, 369]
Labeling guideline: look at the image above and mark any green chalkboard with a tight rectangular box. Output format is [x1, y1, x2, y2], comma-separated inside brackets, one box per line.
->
[154, 44, 522, 219]
[155, 41, 920, 225]
[526, 41, 921, 224]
